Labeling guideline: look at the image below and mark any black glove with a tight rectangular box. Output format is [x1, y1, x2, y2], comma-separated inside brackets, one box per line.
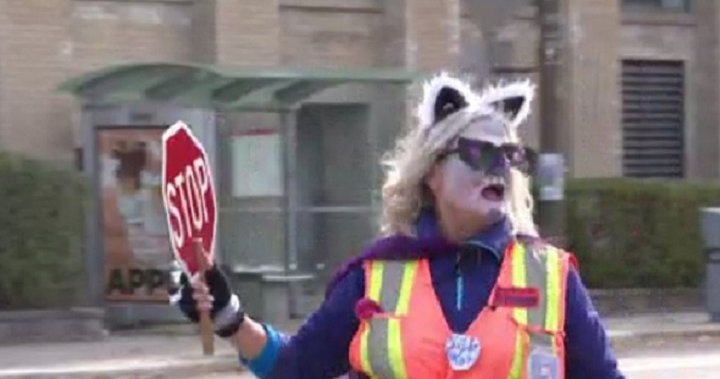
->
[168, 262, 245, 338]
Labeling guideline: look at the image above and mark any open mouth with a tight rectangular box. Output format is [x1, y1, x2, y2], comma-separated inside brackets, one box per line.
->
[480, 179, 506, 201]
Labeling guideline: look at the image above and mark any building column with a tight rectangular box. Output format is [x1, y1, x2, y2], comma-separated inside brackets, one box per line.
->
[382, 0, 462, 132]
[383, 0, 461, 70]
[693, 0, 720, 178]
[562, 0, 621, 177]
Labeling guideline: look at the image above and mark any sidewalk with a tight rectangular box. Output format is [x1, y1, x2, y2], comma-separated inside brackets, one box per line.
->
[606, 311, 720, 351]
[0, 331, 240, 379]
[1, 312, 719, 379]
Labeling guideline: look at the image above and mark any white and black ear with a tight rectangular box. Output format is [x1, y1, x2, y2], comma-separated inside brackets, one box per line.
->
[417, 73, 475, 129]
[434, 86, 468, 124]
[478, 80, 535, 129]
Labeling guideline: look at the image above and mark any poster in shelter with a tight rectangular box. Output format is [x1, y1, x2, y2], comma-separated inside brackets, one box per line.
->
[98, 127, 172, 302]
[231, 128, 283, 197]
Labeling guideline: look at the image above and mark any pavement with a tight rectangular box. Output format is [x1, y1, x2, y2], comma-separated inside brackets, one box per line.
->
[605, 311, 720, 351]
[192, 336, 720, 379]
[2, 311, 720, 379]
[615, 332, 720, 378]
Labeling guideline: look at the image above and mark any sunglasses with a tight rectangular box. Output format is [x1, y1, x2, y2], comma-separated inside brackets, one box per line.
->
[438, 137, 533, 173]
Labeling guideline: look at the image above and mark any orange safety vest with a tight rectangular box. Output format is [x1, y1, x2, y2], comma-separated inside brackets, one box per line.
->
[349, 239, 571, 379]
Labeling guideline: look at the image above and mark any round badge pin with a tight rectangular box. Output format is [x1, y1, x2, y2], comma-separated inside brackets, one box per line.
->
[445, 333, 481, 371]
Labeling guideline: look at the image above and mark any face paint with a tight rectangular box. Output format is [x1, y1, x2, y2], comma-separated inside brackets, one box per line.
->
[432, 114, 529, 225]
[434, 152, 509, 226]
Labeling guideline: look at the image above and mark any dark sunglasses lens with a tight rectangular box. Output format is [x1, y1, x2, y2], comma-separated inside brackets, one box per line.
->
[503, 146, 523, 165]
[504, 146, 532, 172]
[457, 138, 494, 171]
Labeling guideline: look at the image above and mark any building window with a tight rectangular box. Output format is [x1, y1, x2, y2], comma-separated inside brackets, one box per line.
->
[621, 60, 685, 178]
[622, 0, 690, 12]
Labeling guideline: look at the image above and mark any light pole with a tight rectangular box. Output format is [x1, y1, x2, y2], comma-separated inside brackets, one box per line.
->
[536, 0, 567, 247]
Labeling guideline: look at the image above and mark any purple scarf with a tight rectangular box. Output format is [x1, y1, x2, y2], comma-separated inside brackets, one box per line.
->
[324, 233, 460, 299]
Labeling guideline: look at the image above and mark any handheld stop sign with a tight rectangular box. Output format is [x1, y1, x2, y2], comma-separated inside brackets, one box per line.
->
[161, 121, 217, 275]
[161, 121, 217, 355]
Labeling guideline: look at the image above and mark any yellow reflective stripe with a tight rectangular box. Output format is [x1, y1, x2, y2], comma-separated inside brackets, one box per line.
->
[369, 260, 385, 302]
[359, 325, 376, 377]
[388, 318, 408, 379]
[512, 243, 528, 324]
[362, 261, 384, 378]
[362, 260, 418, 379]
[383, 261, 417, 379]
[395, 261, 419, 315]
[545, 247, 561, 333]
[510, 243, 529, 379]
[509, 331, 526, 379]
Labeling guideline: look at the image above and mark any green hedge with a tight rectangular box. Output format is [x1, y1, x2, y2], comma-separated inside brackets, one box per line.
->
[0, 152, 87, 309]
[566, 178, 720, 289]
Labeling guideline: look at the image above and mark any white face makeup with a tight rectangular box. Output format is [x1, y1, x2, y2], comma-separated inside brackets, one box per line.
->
[436, 152, 508, 226]
[436, 114, 515, 225]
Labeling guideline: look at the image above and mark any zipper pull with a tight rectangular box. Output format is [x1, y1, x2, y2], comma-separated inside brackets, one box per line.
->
[456, 253, 463, 310]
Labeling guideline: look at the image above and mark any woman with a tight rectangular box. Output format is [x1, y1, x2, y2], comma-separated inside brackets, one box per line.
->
[173, 73, 625, 379]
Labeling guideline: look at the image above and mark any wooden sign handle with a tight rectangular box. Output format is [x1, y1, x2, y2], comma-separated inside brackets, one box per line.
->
[194, 238, 215, 356]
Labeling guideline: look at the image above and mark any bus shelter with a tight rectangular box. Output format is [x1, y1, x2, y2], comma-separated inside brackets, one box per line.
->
[59, 63, 420, 324]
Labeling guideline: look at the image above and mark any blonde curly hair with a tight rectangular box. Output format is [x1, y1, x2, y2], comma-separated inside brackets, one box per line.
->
[378, 74, 539, 238]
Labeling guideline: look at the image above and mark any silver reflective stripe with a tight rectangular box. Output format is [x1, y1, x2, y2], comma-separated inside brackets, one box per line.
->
[365, 261, 411, 379]
[523, 244, 556, 349]
[378, 261, 406, 312]
[367, 317, 392, 377]
[526, 246, 549, 328]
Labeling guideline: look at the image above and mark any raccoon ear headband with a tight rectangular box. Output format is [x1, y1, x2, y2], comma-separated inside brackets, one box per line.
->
[417, 73, 535, 132]
[417, 73, 475, 129]
[477, 79, 535, 131]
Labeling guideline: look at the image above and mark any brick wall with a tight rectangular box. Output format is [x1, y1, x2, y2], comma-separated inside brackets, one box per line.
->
[70, 0, 194, 70]
[0, 0, 502, 162]
[0, 0, 74, 160]
[214, 0, 279, 66]
[0, 0, 712, 180]
[0, 0, 195, 160]
[280, 3, 383, 67]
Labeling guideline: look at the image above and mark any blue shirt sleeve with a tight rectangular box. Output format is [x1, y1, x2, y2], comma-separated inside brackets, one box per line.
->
[565, 267, 625, 379]
[243, 266, 365, 379]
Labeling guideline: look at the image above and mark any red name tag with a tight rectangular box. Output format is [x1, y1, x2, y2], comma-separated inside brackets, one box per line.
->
[492, 287, 540, 308]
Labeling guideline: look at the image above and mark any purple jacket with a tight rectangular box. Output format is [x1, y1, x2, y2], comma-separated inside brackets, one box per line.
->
[241, 212, 625, 379]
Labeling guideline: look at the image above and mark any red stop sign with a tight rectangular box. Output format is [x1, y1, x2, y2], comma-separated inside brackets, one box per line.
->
[161, 121, 217, 275]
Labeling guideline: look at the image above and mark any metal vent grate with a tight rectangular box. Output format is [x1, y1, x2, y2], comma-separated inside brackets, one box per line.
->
[622, 60, 685, 178]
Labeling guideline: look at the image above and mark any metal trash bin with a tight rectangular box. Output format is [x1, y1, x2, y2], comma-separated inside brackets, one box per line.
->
[226, 266, 266, 319]
[700, 207, 720, 322]
[260, 273, 315, 325]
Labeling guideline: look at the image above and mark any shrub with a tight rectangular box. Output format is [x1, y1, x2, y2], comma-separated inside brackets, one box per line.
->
[565, 178, 720, 288]
[0, 152, 87, 309]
